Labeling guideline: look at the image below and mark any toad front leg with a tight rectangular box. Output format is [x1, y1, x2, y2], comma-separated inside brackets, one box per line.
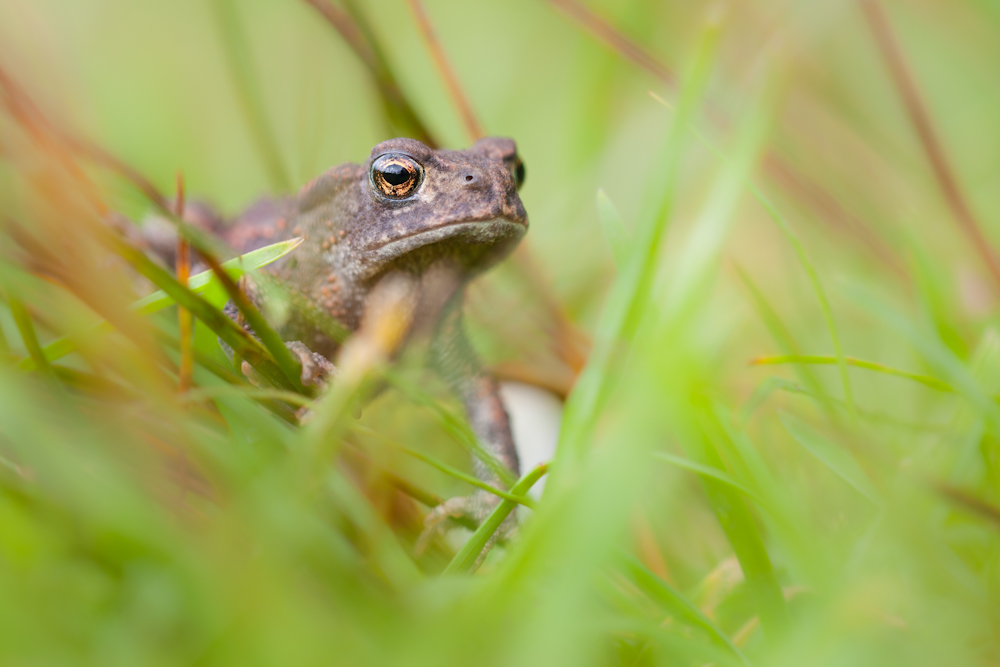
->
[421, 298, 520, 560]
[220, 278, 337, 389]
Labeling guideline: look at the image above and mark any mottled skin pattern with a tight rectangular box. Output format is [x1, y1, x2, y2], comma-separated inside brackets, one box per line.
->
[218, 137, 527, 540]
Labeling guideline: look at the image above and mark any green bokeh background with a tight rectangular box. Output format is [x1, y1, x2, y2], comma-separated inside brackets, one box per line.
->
[2, 0, 1000, 665]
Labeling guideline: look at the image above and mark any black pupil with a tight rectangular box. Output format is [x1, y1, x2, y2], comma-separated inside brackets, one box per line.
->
[514, 160, 525, 187]
[380, 163, 411, 186]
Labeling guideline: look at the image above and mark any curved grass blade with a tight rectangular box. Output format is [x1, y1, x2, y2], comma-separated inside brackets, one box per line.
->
[210, 0, 291, 191]
[444, 463, 548, 576]
[197, 248, 309, 395]
[622, 554, 752, 667]
[779, 411, 881, 504]
[747, 188, 856, 422]
[654, 451, 766, 507]
[556, 15, 720, 471]
[18, 238, 301, 371]
[648, 90, 854, 423]
[752, 354, 953, 393]
[387, 371, 517, 489]
[354, 425, 534, 508]
[596, 188, 630, 267]
[841, 280, 1000, 436]
[688, 397, 789, 641]
[735, 265, 837, 423]
[109, 234, 294, 391]
[8, 297, 55, 381]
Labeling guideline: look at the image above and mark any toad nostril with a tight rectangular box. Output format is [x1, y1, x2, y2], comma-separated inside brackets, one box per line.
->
[464, 174, 474, 182]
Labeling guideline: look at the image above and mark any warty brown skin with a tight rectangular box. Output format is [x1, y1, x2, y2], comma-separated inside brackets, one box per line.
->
[218, 136, 527, 528]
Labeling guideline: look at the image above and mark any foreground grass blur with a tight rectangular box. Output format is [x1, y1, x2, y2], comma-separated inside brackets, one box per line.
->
[1, 0, 1000, 665]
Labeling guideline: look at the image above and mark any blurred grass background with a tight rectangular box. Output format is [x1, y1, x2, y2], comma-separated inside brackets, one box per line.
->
[2, 0, 1000, 665]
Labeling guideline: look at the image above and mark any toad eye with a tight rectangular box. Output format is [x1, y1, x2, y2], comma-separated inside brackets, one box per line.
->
[506, 157, 525, 190]
[370, 153, 423, 199]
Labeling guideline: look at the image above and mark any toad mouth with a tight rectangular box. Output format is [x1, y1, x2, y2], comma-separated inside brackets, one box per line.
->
[365, 217, 527, 253]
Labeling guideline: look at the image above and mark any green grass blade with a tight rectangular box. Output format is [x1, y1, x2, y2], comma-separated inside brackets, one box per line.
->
[8, 297, 55, 380]
[18, 238, 301, 371]
[779, 411, 881, 504]
[752, 354, 954, 393]
[202, 252, 309, 395]
[388, 372, 517, 489]
[210, 0, 291, 191]
[745, 186, 856, 422]
[109, 235, 293, 391]
[354, 425, 534, 508]
[653, 451, 766, 507]
[649, 88, 851, 424]
[622, 554, 752, 667]
[841, 280, 1000, 435]
[555, 16, 720, 471]
[444, 463, 548, 576]
[735, 264, 838, 423]
[596, 187, 630, 267]
[687, 397, 789, 641]
[398, 446, 535, 508]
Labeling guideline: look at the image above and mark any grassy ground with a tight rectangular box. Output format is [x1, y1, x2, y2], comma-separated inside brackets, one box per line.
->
[1, 0, 1000, 665]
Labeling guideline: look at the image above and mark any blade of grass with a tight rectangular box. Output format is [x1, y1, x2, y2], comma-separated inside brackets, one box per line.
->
[841, 280, 1000, 436]
[196, 247, 309, 395]
[210, 0, 291, 191]
[18, 238, 301, 371]
[735, 264, 838, 423]
[653, 91, 857, 424]
[748, 185, 857, 423]
[861, 0, 1000, 295]
[596, 188, 630, 267]
[302, 0, 438, 146]
[687, 397, 789, 640]
[404, 0, 484, 142]
[0, 302, 10, 360]
[108, 233, 293, 392]
[7, 296, 56, 381]
[354, 425, 534, 508]
[175, 173, 193, 392]
[182, 385, 314, 408]
[543, 0, 676, 86]
[779, 411, 881, 504]
[387, 371, 517, 489]
[752, 354, 954, 392]
[444, 463, 548, 576]
[621, 553, 752, 667]
[556, 12, 719, 471]
[299, 276, 419, 484]
[653, 452, 766, 507]
[936, 483, 1000, 529]
[742, 376, 946, 432]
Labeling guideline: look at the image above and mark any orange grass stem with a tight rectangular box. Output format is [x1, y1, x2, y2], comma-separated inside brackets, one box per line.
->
[404, 0, 484, 142]
[175, 173, 194, 393]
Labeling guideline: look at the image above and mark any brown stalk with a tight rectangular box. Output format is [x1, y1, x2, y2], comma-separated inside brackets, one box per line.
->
[544, 0, 905, 277]
[0, 66, 299, 393]
[761, 154, 906, 277]
[175, 173, 194, 393]
[404, 0, 484, 142]
[544, 0, 676, 87]
[937, 483, 1000, 529]
[860, 0, 1000, 294]
[0, 67, 183, 385]
[0, 66, 109, 216]
[301, 0, 438, 147]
